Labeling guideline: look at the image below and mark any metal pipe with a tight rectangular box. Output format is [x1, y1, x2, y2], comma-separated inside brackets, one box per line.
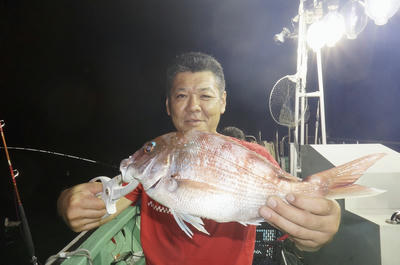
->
[316, 49, 327, 144]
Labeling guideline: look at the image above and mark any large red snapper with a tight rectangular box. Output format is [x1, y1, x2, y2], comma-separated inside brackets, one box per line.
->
[120, 130, 385, 237]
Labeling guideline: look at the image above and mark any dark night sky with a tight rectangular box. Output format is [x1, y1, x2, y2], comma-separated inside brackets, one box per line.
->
[1, 0, 400, 263]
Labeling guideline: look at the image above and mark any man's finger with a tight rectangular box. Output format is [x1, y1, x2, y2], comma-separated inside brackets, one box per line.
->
[286, 193, 337, 216]
[259, 204, 324, 240]
[70, 218, 104, 232]
[261, 196, 325, 231]
[82, 196, 106, 210]
[77, 182, 104, 195]
[76, 209, 107, 219]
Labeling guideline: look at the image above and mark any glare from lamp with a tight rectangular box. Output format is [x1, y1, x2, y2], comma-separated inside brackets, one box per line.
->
[365, 0, 400, 25]
[307, 20, 326, 51]
[342, 0, 368, 39]
[323, 11, 345, 47]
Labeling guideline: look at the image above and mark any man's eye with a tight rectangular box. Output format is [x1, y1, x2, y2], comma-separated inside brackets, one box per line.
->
[201, 94, 213, 99]
[176, 94, 186, 99]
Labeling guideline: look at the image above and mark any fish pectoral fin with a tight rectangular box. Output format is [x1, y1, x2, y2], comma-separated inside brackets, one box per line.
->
[171, 209, 209, 238]
[239, 218, 264, 226]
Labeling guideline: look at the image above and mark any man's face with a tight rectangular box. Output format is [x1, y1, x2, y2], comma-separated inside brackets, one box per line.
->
[166, 71, 226, 133]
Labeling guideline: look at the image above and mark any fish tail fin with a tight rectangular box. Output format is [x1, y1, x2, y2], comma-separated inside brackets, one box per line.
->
[304, 153, 386, 199]
[325, 184, 385, 200]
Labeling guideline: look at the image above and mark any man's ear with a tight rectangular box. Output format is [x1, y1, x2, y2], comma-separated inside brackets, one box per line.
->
[166, 98, 171, 116]
[220, 91, 227, 114]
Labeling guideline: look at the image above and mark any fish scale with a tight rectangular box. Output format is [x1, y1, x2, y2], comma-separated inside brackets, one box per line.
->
[123, 130, 386, 237]
[189, 145, 280, 204]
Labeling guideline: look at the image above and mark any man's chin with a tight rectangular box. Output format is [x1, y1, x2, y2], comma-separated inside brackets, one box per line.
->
[181, 126, 210, 133]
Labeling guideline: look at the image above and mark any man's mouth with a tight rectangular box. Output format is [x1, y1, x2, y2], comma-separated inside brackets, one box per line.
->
[185, 119, 203, 124]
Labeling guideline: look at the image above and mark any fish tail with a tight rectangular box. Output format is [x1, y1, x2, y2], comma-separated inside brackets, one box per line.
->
[303, 153, 386, 199]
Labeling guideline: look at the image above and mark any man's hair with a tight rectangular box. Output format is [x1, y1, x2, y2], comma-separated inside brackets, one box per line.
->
[221, 126, 246, 141]
[166, 52, 225, 98]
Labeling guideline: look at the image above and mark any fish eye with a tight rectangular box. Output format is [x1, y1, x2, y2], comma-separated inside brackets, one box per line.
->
[144, 141, 156, 153]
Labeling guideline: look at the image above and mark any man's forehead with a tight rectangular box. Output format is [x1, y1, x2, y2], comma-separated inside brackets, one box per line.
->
[171, 71, 218, 92]
[173, 87, 214, 93]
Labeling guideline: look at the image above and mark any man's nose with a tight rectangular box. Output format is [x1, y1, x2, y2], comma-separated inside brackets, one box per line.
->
[187, 95, 201, 112]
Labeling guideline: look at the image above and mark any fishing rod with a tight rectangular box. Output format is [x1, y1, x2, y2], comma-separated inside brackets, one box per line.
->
[0, 146, 118, 169]
[0, 120, 38, 265]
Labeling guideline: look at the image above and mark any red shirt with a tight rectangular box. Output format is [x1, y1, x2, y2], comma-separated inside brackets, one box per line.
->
[125, 138, 279, 265]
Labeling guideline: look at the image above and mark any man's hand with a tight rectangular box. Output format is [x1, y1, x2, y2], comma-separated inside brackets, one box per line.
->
[57, 182, 107, 232]
[259, 193, 341, 252]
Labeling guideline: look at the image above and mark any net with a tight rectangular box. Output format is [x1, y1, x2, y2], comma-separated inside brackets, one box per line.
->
[269, 75, 309, 128]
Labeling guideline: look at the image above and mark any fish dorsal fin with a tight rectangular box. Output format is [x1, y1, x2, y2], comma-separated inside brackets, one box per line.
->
[170, 209, 209, 238]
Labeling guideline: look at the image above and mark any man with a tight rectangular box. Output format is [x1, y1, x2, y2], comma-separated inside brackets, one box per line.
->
[221, 126, 246, 141]
[57, 52, 341, 264]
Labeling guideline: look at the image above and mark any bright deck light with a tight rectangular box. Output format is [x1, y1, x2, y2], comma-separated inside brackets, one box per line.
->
[307, 20, 326, 51]
[365, 0, 400, 25]
[307, 10, 345, 51]
[342, 0, 368, 39]
[323, 11, 345, 47]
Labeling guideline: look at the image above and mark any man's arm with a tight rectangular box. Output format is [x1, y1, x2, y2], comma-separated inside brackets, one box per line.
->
[259, 193, 341, 252]
[57, 182, 132, 232]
